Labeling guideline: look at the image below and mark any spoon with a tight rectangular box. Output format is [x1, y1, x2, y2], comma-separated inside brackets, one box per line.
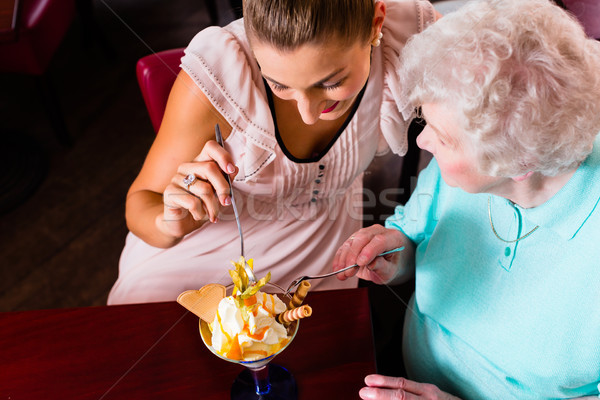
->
[284, 247, 404, 294]
[214, 124, 257, 284]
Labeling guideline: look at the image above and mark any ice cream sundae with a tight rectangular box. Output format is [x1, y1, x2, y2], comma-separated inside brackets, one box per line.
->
[177, 257, 312, 362]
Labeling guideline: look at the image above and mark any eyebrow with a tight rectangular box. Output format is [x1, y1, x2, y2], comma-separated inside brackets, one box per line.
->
[421, 108, 458, 146]
[263, 67, 346, 88]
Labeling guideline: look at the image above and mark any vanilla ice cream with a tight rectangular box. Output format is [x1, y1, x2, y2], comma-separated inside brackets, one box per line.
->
[210, 291, 289, 361]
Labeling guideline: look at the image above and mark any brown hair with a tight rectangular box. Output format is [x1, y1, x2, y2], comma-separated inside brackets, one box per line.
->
[243, 0, 376, 50]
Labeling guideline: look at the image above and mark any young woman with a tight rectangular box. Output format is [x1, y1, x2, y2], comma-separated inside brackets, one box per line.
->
[108, 0, 439, 304]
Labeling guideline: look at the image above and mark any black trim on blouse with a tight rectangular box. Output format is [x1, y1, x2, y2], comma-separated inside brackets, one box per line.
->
[265, 79, 368, 163]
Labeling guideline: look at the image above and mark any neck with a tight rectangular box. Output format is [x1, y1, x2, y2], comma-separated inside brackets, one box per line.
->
[499, 169, 577, 208]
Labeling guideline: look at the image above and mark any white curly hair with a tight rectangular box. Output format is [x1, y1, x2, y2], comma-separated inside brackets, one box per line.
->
[400, 0, 600, 176]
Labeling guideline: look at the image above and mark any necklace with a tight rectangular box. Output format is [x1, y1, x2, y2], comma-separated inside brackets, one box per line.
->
[487, 197, 539, 243]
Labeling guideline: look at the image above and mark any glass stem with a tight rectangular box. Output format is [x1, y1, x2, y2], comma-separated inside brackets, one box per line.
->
[250, 365, 271, 395]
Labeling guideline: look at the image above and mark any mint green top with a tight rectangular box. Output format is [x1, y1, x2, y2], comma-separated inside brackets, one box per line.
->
[386, 135, 600, 399]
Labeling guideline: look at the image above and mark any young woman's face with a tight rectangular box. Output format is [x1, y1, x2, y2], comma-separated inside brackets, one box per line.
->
[252, 39, 372, 125]
[417, 103, 508, 194]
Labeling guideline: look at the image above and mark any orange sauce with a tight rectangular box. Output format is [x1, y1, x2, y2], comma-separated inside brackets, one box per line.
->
[259, 293, 277, 315]
[226, 334, 243, 360]
[247, 326, 269, 341]
[216, 310, 232, 343]
[243, 294, 257, 307]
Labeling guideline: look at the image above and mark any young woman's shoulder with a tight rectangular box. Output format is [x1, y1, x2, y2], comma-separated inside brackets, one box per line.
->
[383, 0, 436, 42]
[180, 20, 274, 144]
[182, 20, 261, 84]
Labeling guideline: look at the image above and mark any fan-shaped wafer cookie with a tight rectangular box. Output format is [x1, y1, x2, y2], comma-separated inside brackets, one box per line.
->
[177, 284, 226, 322]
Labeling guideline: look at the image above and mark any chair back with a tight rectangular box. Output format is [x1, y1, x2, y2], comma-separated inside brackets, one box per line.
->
[136, 48, 185, 133]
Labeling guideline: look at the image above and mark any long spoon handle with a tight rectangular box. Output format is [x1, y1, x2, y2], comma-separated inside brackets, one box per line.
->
[215, 124, 256, 284]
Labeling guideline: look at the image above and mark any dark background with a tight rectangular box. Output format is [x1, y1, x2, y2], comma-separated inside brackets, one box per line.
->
[0, 0, 240, 312]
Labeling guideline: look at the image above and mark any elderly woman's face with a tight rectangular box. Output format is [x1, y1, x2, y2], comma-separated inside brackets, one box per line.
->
[417, 103, 508, 194]
[252, 39, 372, 125]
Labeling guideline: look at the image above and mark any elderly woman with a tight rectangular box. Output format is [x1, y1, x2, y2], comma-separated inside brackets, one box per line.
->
[333, 0, 600, 399]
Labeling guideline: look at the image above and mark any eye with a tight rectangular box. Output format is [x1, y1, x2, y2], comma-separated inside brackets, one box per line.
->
[269, 82, 289, 92]
[321, 80, 344, 91]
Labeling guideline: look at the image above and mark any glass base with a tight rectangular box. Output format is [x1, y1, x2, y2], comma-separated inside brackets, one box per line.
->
[231, 364, 297, 400]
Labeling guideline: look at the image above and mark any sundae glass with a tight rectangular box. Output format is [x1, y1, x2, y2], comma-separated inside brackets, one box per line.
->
[200, 282, 299, 399]
[179, 258, 311, 399]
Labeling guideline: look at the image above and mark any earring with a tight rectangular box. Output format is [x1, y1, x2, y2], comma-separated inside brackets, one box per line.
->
[371, 32, 383, 47]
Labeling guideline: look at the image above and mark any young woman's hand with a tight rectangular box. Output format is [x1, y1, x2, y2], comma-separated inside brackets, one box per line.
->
[359, 375, 462, 400]
[332, 224, 414, 285]
[158, 140, 238, 240]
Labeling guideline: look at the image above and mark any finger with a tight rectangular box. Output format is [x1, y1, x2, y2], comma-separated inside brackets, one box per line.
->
[364, 375, 426, 394]
[333, 225, 389, 280]
[359, 386, 418, 400]
[195, 140, 238, 178]
[332, 241, 347, 279]
[163, 202, 190, 222]
[332, 234, 362, 279]
[181, 176, 221, 222]
[164, 184, 208, 222]
[158, 206, 202, 240]
[178, 163, 232, 207]
[355, 257, 394, 284]
[354, 232, 389, 268]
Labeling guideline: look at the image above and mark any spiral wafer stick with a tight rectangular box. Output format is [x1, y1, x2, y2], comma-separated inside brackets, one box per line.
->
[288, 280, 311, 309]
[278, 304, 312, 325]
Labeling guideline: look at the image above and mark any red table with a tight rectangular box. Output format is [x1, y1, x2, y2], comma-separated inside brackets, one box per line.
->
[0, 288, 375, 399]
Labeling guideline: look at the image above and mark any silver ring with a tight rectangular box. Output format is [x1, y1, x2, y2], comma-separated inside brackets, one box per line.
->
[183, 174, 196, 191]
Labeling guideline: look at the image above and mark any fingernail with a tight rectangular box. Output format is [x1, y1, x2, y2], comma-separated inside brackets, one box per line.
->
[359, 388, 375, 399]
[223, 196, 231, 206]
[226, 163, 236, 174]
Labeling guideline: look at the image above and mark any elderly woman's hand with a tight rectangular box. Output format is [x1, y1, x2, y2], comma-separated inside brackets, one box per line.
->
[158, 140, 237, 240]
[332, 224, 413, 285]
[359, 375, 462, 400]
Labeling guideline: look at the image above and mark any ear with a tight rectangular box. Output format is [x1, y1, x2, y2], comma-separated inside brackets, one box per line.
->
[372, 1, 386, 34]
[512, 171, 534, 182]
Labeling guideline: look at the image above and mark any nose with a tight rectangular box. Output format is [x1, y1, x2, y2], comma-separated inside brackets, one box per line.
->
[416, 126, 434, 153]
[294, 91, 322, 125]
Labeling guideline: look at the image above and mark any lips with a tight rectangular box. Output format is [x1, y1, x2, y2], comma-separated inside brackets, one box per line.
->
[321, 101, 340, 114]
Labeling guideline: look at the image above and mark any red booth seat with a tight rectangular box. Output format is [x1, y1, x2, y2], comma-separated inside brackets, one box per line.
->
[136, 48, 185, 133]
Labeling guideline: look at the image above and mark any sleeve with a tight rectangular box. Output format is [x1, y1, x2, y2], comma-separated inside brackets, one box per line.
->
[180, 22, 270, 134]
[180, 21, 278, 181]
[385, 157, 443, 244]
